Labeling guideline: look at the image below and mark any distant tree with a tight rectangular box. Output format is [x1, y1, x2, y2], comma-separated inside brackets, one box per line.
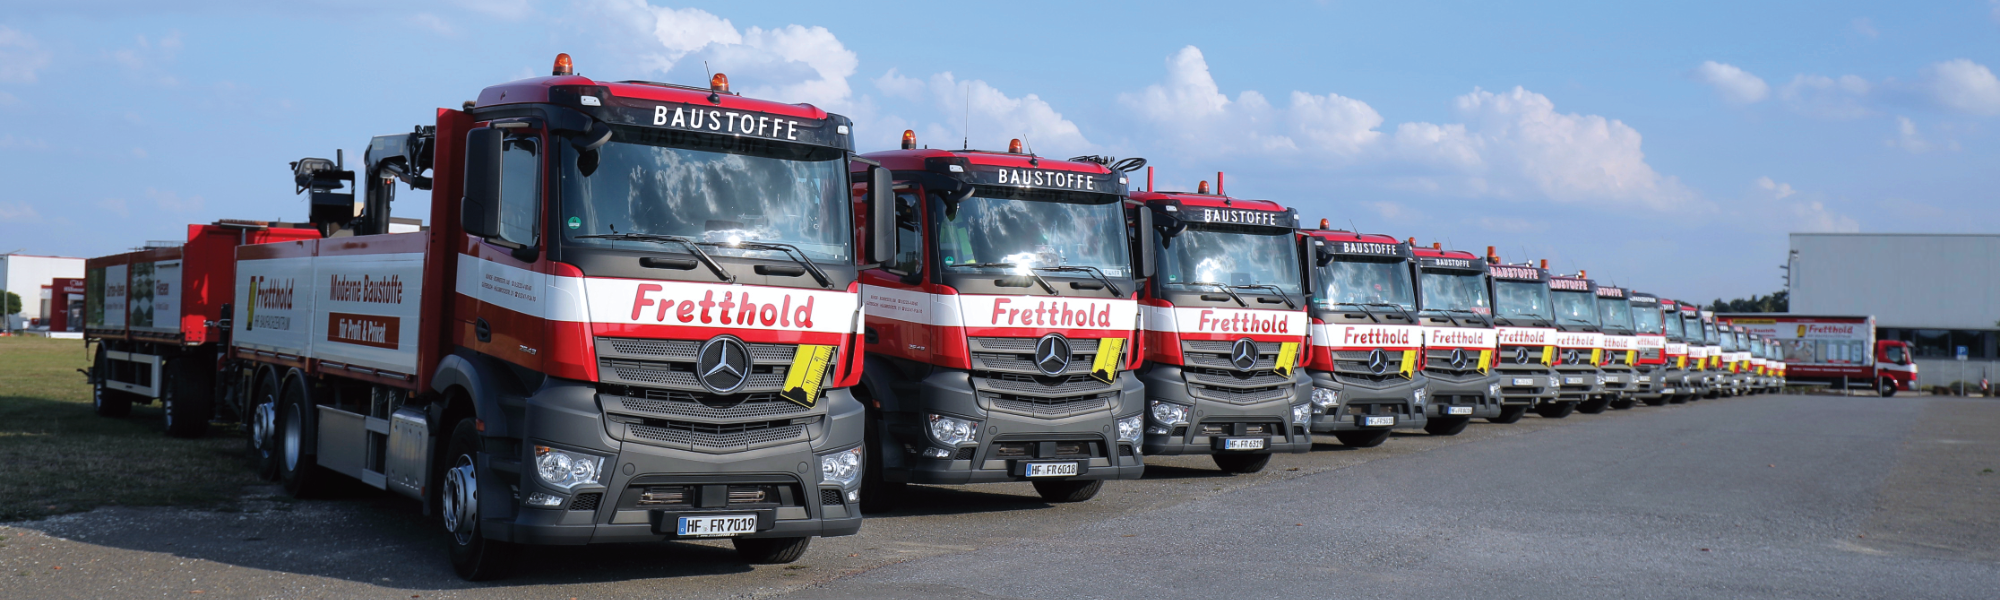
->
[3, 291, 19, 316]
[1711, 290, 1787, 313]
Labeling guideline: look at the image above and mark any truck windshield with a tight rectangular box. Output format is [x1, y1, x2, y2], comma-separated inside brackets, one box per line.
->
[1158, 225, 1300, 292]
[1634, 303, 1663, 334]
[1596, 298, 1633, 332]
[1314, 257, 1414, 310]
[1703, 324, 1718, 344]
[934, 189, 1130, 278]
[1664, 310, 1685, 338]
[1418, 269, 1491, 315]
[1493, 280, 1551, 320]
[1551, 290, 1599, 327]
[558, 126, 851, 261]
[1720, 329, 1737, 351]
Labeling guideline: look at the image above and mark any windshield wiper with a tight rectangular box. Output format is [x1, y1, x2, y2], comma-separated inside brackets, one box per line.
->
[1334, 302, 1411, 324]
[1034, 265, 1122, 298]
[702, 240, 833, 289]
[1230, 284, 1295, 309]
[578, 233, 735, 283]
[960, 262, 1058, 295]
[1182, 281, 1246, 306]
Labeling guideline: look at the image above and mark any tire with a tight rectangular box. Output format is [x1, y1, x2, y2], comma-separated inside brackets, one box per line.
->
[1212, 453, 1272, 473]
[1032, 479, 1104, 503]
[246, 371, 281, 481]
[444, 418, 517, 581]
[1642, 396, 1668, 407]
[162, 359, 214, 439]
[857, 412, 903, 514]
[1423, 417, 1469, 436]
[1333, 429, 1391, 448]
[1487, 405, 1527, 424]
[1535, 402, 1576, 419]
[277, 373, 326, 498]
[1609, 398, 1637, 410]
[1576, 397, 1608, 414]
[1669, 394, 1689, 404]
[91, 346, 134, 418]
[1878, 379, 1896, 398]
[733, 537, 812, 564]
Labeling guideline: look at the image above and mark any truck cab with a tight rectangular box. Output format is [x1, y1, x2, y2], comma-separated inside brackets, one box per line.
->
[1721, 324, 1750, 396]
[1544, 272, 1605, 418]
[1484, 259, 1558, 423]
[1748, 334, 1771, 393]
[1299, 228, 1428, 447]
[1589, 283, 1637, 412]
[1638, 295, 1685, 406]
[1410, 244, 1501, 434]
[1875, 340, 1918, 396]
[1132, 187, 1312, 473]
[853, 135, 1148, 509]
[1697, 309, 1724, 399]
[1625, 292, 1671, 407]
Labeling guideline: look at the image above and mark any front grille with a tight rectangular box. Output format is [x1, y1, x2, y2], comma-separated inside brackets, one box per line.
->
[1331, 350, 1412, 382]
[594, 336, 815, 394]
[820, 489, 844, 506]
[969, 336, 1121, 418]
[601, 360, 789, 391]
[1196, 422, 1276, 436]
[628, 419, 807, 451]
[1189, 383, 1289, 404]
[1640, 348, 1662, 360]
[954, 447, 977, 460]
[967, 336, 1113, 377]
[1342, 403, 1410, 417]
[985, 391, 1112, 418]
[1423, 348, 1487, 376]
[607, 389, 810, 421]
[1499, 344, 1544, 365]
[984, 373, 1106, 396]
[993, 441, 1099, 459]
[1180, 338, 1292, 405]
[569, 492, 602, 511]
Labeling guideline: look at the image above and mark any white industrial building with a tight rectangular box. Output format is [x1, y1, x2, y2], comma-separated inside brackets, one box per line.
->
[1789, 233, 2000, 386]
[0, 254, 86, 330]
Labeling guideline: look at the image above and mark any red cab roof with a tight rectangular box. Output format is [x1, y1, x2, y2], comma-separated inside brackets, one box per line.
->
[475, 75, 833, 121]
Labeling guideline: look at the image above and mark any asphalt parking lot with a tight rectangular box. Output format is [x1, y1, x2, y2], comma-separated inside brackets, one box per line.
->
[4, 393, 1995, 599]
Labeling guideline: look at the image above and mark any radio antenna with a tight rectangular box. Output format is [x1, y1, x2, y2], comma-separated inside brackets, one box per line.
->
[1347, 218, 1358, 233]
[704, 61, 712, 83]
[963, 86, 970, 150]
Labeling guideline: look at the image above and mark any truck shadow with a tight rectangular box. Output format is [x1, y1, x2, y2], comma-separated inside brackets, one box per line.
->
[865, 483, 1077, 517]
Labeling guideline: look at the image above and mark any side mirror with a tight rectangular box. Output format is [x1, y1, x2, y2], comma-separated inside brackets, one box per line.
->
[1135, 207, 1155, 279]
[461, 128, 504, 241]
[868, 166, 895, 264]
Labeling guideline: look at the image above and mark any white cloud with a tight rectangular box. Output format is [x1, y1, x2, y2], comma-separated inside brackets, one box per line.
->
[1887, 116, 1932, 153]
[1692, 61, 1769, 104]
[1922, 59, 2000, 116]
[1118, 46, 1383, 159]
[1789, 199, 1859, 232]
[1755, 176, 1795, 199]
[147, 188, 203, 213]
[574, 1, 856, 109]
[1779, 74, 1872, 119]
[109, 31, 184, 86]
[1851, 17, 1878, 39]
[0, 26, 51, 84]
[872, 70, 1091, 155]
[1749, 178, 1857, 233]
[0, 201, 40, 222]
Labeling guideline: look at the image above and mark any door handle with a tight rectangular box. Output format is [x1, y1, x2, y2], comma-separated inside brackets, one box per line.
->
[475, 318, 491, 343]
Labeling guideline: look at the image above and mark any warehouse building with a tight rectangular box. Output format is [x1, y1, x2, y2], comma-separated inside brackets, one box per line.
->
[0, 254, 85, 331]
[1788, 233, 2000, 386]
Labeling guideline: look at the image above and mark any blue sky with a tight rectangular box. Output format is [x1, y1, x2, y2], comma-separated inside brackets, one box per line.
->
[2, 1, 1995, 302]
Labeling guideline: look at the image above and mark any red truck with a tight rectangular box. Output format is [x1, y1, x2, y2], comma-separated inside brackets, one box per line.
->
[1721, 314, 1914, 396]
[88, 55, 888, 579]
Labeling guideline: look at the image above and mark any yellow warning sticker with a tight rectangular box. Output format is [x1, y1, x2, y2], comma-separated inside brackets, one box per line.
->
[1476, 349, 1492, 374]
[1590, 348, 1603, 366]
[780, 344, 836, 409]
[1540, 345, 1556, 366]
[1398, 349, 1417, 379]
[1274, 342, 1298, 378]
[1677, 355, 1687, 369]
[1091, 337, 1125, 384]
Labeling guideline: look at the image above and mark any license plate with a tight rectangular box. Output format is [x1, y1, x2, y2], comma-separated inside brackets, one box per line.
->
[1638, 375, 1652, 382]
[1446, 406, 1472, 415]
[1024, 462, 1080, 477]
[676, 514, 757, 538]
[1361, 416, 1395, 427]
[1511, 377, 1534, 386]
[1563, 376, 1585, 385]
[1661, 388, 1675, 394]
[1603, 375, 1622, 383]
[1221, 438, 1265, 451]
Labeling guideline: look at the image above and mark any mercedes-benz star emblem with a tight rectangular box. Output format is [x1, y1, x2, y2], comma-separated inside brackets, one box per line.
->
[1230, 338, 1260, 371]
[1514, 346, 1530, 364]
[1034, 334, 1072, 376]
[1450, 348, 1467, 369]
[1367, 349, 1389, 375]
[697, 336, 752, 394]
[1563, 348, 1580, 365]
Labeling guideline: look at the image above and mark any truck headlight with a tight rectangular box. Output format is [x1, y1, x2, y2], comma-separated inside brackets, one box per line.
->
[1412, 388, 1427, 407]
[1149, 400, 1190, 426]
[1487, 382, 1501, 399]
[1310, 387, 1339, 409]
[927, 414, 980, 446]
[819, 446, 863, 486]
[533, 445, 605, 490]
[1116, 415, 1143, 443]
[1291, 403, 1312, 425]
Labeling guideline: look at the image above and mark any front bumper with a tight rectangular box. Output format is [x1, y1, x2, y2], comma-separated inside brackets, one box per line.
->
[1139, 364, 1312, 456]
[1553, 366, 1601, 403]
[1493, 365, 1557, 406]
[1634, 366, 1682, 399]
[1423, 370, 1502, 419]
[486, 377, 865, 546]
[1598, 364, 1637, 398]
[884, 368, 1145, 486]
[1306, 370, 1428, 432]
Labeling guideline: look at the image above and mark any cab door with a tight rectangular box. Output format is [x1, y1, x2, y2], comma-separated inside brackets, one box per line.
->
[457, 123, 550, 371]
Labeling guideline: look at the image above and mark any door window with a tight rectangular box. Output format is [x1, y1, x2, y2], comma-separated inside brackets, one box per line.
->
[498, 136, 541, 247]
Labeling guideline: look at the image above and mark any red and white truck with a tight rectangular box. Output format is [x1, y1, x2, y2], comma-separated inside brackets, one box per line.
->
[1720, 314, 1913, 396]
[1484, 256, 1558, 423]
[89, 55, 888, 579]
[1132, 182, 1312, 473]
[1544, 271, 1605, 418]
[1299, 227, 1429, 447]
[851, 134, 1149, 510]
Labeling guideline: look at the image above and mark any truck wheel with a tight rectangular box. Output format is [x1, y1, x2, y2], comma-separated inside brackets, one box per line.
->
[91, 345, 135, 418]
[162, 360, 214, 439]
[1333, 430, 1391, 448]
[1668, 394, 1688, 405]
[733, 537, 812, 564]
[1642, 396, 1668, 407]
[1878, 379, 1896, 398]
[246, 371, 281, 480]
[1609, 398, 1636, 410]
[857, 415, 903, 514]
[277, 375, 326, 498]
[1212, 453, 1272, 473]
[1032, 479, 1104, 503]
[1422, 417, 1469, 436]
[443, 418, 516, 581]
[1535, 402, 1575, 419]
[1487, 405, 1526, 424]
[1576, 397, 1609, 414]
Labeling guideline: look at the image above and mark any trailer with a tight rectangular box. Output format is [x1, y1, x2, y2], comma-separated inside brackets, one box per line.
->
[1719, 314, 1913, 395]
